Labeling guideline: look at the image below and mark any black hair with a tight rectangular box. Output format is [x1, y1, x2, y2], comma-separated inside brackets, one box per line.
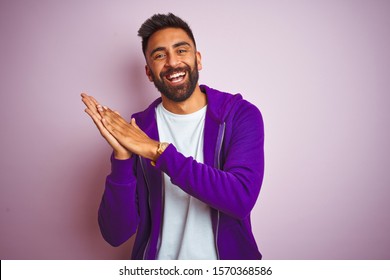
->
[138, 13, 196, 56]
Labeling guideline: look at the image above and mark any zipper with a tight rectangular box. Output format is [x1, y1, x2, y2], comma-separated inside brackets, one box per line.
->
[139, 156, 152, 260]
[215, 210, 221, 260]
[216, 122, 226, 171]
[156, 172, 165, 258]
[140, 122, 225, 260]
[214, 122, 226, 260]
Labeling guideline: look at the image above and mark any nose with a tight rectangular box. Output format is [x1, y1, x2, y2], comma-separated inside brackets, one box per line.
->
[166, 53, 180, 68]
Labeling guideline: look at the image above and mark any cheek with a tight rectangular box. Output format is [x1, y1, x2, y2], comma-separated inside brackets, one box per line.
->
[153, 64, 166, 77]
[147, 65, 162, 81]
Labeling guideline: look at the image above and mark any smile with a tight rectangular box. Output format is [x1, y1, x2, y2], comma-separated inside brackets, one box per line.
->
[165, 71, 186, 84]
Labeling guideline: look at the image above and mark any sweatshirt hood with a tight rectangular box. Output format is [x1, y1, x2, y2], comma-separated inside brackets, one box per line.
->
[200, 84, 243, 123]
[132, 84, 244, 133]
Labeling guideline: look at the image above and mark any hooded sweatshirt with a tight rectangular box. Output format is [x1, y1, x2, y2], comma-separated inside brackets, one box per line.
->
[98, 84, 265, 259]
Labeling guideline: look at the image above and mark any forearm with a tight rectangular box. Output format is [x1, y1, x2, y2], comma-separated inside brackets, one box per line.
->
[155, 104, 264, 220]
[98, 156, 139, 246]
[156, 144, 264, 220]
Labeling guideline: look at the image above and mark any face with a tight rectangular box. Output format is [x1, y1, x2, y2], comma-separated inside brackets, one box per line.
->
[145, 28, 202, 102]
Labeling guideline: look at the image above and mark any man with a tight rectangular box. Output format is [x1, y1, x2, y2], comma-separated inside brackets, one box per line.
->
[81, 13, 264, 260]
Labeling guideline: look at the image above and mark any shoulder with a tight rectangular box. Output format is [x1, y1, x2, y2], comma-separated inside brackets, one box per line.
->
[201, 84, 262, 123]
[132, 97, 162, 118]
[131, 98, 162, 128]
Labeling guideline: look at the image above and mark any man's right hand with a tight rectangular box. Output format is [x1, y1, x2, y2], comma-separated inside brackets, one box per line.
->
[81, 93, 132, 160]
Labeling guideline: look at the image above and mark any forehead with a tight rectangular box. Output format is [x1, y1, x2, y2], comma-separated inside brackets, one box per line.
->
[146, 28, 194, 53]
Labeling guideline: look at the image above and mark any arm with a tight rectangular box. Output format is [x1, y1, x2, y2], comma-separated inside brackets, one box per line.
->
[81, 93, 138, 246]
[155, 103, 264, 220]
[96, 99, 264, 220]
[97, 155, 140, 246]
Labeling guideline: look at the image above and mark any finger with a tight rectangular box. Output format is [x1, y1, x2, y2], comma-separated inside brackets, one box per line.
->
[81, 93, 103, 114]
[100, 108, 134, 141]
[84, 102, 102, 121]
[100, 106, 128, 127]
[85, 109, 124, 149]
[85, 108, 104, 127]
[89, 95, 101, 107]
[131, 118, 140, 129]
[130, 117, 148, 137]
[101, 115, 125, 138]
[86, 108, 119, 142]
[108, 108, 128, 125]
[82, 95, 99, 113]
[81, 92, 92, 103]
[101, 116, 120, 138]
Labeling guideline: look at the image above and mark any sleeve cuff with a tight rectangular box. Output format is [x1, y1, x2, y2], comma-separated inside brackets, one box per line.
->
[154, 144, 175, 170]
[109, 154, 135, 183]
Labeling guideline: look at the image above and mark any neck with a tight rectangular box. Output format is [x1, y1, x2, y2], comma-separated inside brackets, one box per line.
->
[161, 85, 207, 114]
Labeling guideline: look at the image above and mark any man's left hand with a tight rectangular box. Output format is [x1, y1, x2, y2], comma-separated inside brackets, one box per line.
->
[98, 105, 159, 161]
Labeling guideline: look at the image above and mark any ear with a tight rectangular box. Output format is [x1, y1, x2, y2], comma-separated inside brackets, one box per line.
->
[196, 51, 202, 71]
[145, 65, 153, 82]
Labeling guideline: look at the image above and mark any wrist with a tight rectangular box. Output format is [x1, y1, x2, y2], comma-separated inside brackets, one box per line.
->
[114, 150, 132, 160]
[151, 142, 170, 166]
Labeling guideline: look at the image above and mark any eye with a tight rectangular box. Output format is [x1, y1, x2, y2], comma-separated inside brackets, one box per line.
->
[177, 49, 188, 55]
[154, 53, 166, 60]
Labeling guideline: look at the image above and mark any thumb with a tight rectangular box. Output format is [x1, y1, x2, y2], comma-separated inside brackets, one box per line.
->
[131, 118, 139, 128]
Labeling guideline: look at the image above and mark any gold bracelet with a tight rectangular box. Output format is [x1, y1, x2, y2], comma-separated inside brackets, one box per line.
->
[151, 142, 169, 166]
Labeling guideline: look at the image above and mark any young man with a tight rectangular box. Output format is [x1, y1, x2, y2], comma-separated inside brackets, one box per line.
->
[81, 13, 264, 260]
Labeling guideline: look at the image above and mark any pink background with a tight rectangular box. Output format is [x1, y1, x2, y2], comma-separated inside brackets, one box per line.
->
[1, 0, 389, 259]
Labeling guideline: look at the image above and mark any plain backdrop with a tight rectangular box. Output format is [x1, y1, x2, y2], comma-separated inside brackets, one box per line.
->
[0, 0, 389, 259]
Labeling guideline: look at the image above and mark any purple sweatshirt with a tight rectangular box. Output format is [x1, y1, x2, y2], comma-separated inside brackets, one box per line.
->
[98, 85, 265, 259]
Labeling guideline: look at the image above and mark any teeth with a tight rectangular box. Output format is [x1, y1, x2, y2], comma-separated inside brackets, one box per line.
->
[168, 72, 185, 79]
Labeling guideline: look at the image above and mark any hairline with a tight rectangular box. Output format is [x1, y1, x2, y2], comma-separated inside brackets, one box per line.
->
[145, 28, 197, 58]
[142, 26, 197, 57]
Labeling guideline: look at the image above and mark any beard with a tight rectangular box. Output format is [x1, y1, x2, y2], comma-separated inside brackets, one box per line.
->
[150, 60, 199, 102]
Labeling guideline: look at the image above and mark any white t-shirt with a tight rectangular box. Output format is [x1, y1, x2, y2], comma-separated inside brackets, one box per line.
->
[156, 103, 217, 260]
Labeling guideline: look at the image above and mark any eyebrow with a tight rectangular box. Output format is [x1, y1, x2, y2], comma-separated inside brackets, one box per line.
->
[173, 41, 191, 49]
[149, 41, 192, 57]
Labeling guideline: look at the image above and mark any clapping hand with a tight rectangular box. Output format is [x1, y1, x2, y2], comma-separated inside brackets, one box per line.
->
[81, 93, 159, 161]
